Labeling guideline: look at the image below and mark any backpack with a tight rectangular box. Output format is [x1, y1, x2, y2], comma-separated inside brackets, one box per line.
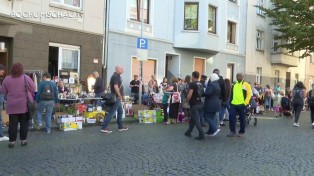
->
[41, 82, 54, 100]
[292, 90, 303, 105]
[281, 97, 290, 109]
[196, 82, 205, 102]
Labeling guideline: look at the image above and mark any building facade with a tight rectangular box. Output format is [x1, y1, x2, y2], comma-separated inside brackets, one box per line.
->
[0, 0, 104, 81]
[107, 0, 248, 95]
[246, 0, 308, 90]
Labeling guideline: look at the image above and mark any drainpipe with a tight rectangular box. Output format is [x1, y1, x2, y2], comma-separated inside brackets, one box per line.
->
[103, 0, 110, 83]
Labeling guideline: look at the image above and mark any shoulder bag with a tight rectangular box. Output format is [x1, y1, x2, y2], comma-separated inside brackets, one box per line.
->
[24, 75, 35, 118]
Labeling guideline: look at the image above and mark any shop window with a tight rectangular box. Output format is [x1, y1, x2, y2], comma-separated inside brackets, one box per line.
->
[49, 43, 80, 84]
[132, 57, 156, 84]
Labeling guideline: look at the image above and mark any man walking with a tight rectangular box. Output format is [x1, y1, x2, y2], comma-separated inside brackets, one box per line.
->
[101, 66, 128, 133]
[0, 64, 9, 141]
[129, 75, 140, 104]
[36, 72, 58, 133]
[184, 71, 205, 140]
[228, 73, 252, 137]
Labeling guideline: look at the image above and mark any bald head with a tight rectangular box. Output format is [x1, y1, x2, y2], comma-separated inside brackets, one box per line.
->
[115, 65, 124, 75]
[236, 73, 244, 82]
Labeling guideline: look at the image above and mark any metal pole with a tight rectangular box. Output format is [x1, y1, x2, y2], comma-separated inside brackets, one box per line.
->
[139, 0, 144, 105]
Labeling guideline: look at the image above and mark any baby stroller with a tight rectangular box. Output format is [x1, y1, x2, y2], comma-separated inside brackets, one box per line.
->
[281, 97, 293, 118]
[237, 106, 257, 127]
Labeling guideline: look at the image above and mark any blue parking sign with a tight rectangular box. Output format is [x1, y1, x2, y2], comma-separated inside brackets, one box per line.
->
[137, 37, 148, 49]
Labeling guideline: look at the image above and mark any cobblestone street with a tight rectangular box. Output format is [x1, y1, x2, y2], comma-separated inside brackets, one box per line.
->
[1, 112, 314, 176]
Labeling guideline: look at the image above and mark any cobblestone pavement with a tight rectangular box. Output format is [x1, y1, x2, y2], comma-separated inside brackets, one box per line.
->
[1, 111, 314, 176]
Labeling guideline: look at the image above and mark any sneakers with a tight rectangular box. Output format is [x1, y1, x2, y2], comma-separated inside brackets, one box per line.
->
[312, 122, 314, 126]
[45, 129, 51, 134]
[118, 127, 129, 132]
[184, 132, 192, 137]
[237, 133, 245, 137]
[227, 132, 237, 137]
[100, 128, 112, 133]
[35, 125, 42, 132]
[0, 136, 9, 141]
[208, 129, 221, 137]
[293, 123, 300, 127]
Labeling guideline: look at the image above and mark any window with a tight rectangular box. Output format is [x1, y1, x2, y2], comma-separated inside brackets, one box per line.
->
[130, 0, 150, 24]
[208, 5, 216, 33]
[295, 74, 299, 84]
[184, 3, 199, 30]
[257, 0, 265, 16]
[227, 21, 236, 44]
[275, 70, 280, 85]
[229, 0, 237, 3]
[226, 64, 235, 83]
[256, 68, 262, 84]
[256, 30, 264, 50]
[51, 0, 82, 9]
[273, 41, 278, 52]
[49, 43, 80, 82]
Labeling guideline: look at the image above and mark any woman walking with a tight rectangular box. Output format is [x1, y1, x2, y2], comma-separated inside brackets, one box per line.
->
[0, 63, 36, 148]
[292, 82, 306, 127]
[181, 75, 192, 121]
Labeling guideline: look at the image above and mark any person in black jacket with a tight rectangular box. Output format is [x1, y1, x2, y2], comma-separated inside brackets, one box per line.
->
[213, 69, 227, 126]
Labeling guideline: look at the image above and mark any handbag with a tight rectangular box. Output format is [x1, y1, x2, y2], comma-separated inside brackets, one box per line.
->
[102, 93, 116, 105]
[24, 75, 35, 118]
[171, 83, 181, 104]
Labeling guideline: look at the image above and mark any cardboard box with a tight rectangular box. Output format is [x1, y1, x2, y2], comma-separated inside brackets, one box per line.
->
[75, 117, 84, 122]
[59, 122, 82, 131]
[68, 115, 76, 122]
[138, 110, 157, 124]
[86, 118, 97, 124]
[132, 105, 149, 118]
[84, 111, 106, 118]
[57, 116, 69, 123]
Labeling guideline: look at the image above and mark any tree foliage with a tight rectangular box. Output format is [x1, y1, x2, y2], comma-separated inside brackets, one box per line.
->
[259, 0, 314, 58]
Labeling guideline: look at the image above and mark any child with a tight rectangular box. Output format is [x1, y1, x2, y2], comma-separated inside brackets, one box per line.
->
[273, 91, 283, 117]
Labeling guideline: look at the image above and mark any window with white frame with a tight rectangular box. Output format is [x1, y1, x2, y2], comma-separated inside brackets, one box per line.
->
[130, 0, 150, 24]
[51, 0, 82, 10]
[256, 30, 264, 50]
[273, 40, 279, 52]
[256, 67, 262, 84]
[49, 43, 80, 81]
[275, 70, 280, 85]
[257, 0, 265, 16]
[229, 0, 237, 3]
[227, 21, 236, 44]
[208, 5, 216, 33]
[184, 2, 199, 30]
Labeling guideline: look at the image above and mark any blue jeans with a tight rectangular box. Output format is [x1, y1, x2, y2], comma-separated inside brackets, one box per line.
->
[0, 94, 4, 137]
[219, 105, 227, 122]
[101, 99, 123, 129]
[204, 111, 219, 134]
[264, 97, 271, 109]
[95, 93, 102, 107]
[37, 100, 54, 131]
[229, 104, 246, 134]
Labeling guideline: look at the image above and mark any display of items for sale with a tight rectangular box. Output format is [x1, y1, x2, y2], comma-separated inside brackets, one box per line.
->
[138, 110, 157, 124]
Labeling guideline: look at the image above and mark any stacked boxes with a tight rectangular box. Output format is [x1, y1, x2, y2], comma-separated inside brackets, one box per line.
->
[138, 110, 157, 124]
[57, 115, 84, 131]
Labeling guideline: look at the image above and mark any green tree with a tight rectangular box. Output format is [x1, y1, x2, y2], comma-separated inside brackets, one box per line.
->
[259, 0, 314, 58]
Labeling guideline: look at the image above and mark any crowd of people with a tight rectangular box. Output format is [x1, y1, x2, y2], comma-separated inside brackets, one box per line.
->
[1, 62, 314, 147]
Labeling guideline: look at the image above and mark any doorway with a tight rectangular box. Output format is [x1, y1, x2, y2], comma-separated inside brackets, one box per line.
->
[286, 72, 291, 88]
[48, 46, 59, 77]
[165, 54, 180, 82]
[226, 63, 234, 83]
[194, 58, 205, 75]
